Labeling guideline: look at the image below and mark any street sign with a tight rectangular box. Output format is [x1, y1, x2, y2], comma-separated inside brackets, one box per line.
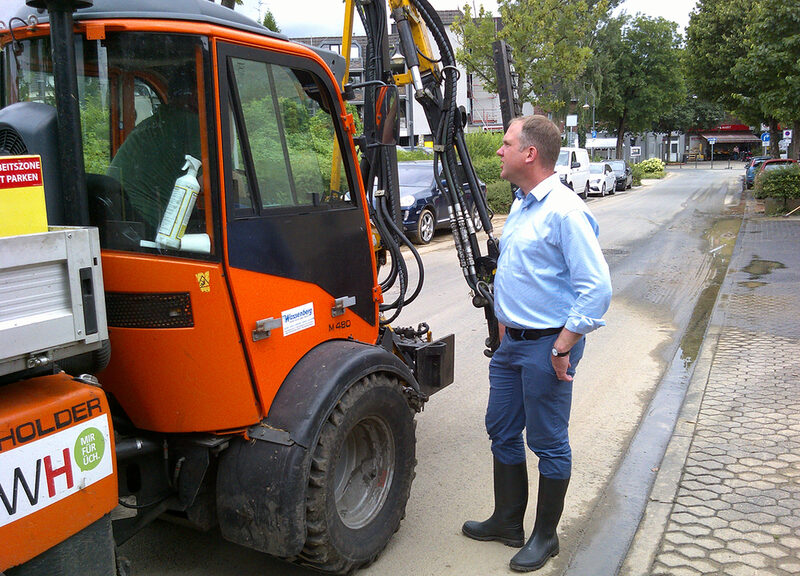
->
[707, 137, 717, 145]
[784, 130, 793, 140]
[566, 114, 577, 127]
[761, 132, 770, 143]
[630, 146, 641, 157]
[591, 129, 597, 138]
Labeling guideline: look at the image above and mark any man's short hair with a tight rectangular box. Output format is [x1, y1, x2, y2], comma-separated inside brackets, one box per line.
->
[512, 115, 561, 169]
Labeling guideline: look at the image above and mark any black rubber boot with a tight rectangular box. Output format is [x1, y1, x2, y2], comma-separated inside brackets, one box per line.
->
[509, 474, 570, 572]
[462, 457, 528, 547]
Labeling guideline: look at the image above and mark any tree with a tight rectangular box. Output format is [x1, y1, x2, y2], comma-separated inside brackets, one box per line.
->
[595, 15, 685, 158]
[735, 0, 800, 160]
[451, 0, 612, 112]
[262, 8, 281, 33]
[652, 96, 725, 161]
[684, 0, 777, 153]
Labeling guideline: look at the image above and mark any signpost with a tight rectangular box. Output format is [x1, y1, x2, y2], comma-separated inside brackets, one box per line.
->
[708, 137, 716, 168]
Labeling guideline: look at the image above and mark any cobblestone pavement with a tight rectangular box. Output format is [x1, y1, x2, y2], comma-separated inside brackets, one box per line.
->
[649, 216, 800, 575]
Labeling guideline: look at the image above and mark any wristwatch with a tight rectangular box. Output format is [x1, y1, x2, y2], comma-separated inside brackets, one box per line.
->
[552, 347, 570, 357]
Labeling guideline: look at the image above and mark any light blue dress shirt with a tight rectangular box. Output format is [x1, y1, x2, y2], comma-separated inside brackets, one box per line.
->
[494, 173, 612, 335]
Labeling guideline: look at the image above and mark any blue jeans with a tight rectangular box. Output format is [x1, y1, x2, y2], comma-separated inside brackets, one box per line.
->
[486, 333, 586, 479]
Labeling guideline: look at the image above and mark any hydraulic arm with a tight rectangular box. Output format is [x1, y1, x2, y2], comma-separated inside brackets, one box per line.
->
[348, 0, 501, 354]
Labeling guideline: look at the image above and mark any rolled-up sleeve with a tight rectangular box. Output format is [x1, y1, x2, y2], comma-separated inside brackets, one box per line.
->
[560, 209, 612, 335]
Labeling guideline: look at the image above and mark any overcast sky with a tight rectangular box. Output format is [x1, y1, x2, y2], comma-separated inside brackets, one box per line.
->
[236, 0, 697, 38]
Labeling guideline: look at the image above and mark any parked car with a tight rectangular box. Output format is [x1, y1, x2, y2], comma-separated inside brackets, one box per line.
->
[397, 160, 489, 244]
[759, 158, 797, 173]
[555, 147, 591, 199]
[754, 158, 797, 186]
[588, 162, 616, 196]
[745, 156, 772, 188]
[608, 159, 632, 190]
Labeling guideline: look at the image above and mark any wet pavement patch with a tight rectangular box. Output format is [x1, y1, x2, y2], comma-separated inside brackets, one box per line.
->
[742, 257, 786, 279]
[679, 218, 742, 366]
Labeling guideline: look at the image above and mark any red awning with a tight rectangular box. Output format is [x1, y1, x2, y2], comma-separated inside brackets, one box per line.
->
[701, 132, 761, 144]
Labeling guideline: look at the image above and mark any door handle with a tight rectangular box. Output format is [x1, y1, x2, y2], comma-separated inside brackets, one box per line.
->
[331, 296, 356, 317]
[253, 317, 282, 341]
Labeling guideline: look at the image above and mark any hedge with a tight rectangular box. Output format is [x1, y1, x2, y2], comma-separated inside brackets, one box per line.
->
[753, 163, 800, 199]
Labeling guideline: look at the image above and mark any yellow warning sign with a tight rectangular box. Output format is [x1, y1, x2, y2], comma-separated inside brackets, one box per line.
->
[196, 271, 211, 293]
[0, 155, 48, 237]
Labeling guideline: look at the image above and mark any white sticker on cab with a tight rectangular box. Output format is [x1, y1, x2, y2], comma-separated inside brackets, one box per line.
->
[282, 302, 315, 336]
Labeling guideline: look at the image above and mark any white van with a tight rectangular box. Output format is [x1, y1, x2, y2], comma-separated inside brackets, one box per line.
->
[555, 147, 591, 199]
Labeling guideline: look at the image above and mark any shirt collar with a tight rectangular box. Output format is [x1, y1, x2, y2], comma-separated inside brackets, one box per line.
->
[517, 173, 560, 204]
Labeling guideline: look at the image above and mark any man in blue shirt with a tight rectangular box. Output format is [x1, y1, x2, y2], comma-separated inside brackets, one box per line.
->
[462, 115, 611, 572]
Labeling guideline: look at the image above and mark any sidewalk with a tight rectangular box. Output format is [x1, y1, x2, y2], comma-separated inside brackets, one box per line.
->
[621, 202, 800, 575]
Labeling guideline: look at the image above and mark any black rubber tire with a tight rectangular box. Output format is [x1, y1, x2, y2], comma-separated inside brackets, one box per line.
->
[600, 183, 606, 197]
[412, 208, 435, 244]
[582, 182, 589, 199]
[298, 374, 417, 574]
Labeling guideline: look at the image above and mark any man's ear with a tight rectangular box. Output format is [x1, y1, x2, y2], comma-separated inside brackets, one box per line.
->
[525, 146, 538, 164]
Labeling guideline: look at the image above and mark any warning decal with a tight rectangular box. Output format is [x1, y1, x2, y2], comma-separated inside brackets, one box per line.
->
[0, 157, 43, 189]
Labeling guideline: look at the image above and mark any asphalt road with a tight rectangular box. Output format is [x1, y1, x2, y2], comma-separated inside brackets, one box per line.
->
[119, 166, 744, 576]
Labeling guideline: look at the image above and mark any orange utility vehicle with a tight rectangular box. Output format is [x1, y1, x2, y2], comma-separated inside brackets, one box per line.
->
[0, 0, 499, 574]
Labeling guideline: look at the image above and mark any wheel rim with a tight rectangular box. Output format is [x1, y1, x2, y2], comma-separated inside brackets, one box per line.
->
[419, 211, 434, 243]
[333, 416, 395, 529]
[472, 208, 482, 231]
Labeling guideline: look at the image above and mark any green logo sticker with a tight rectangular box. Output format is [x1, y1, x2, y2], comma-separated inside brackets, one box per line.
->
[74, 427, 105, 471]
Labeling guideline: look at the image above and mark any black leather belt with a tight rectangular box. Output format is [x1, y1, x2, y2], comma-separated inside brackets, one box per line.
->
[505, 326, 562, 341]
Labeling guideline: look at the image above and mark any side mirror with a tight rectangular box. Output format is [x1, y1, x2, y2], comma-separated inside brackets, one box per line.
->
[571, 161, 581, 169]
[375, 85, 399, 146]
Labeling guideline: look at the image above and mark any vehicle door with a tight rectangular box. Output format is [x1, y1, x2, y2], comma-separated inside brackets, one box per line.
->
[217, 42, 378, 412]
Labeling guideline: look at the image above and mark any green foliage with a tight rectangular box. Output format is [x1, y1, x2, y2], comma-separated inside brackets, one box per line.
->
[596, 15, 685, 156]
[486, 181, 515, 214]
[262, 8, 281, 33]
[463, 131, 503, 185]
[632, 161, 665, 183]
[753, 164, 800, 199]
[684, 0, 754, 116]
[452, 0, 611, 111]
[653, 96, 725, 136]
[471, 156, 502, 185]
[631, 165, 642, 186]
[734, 0, 800, 157]
[80, 78, 111, 173]
[637, 158, 665, 173]
[464, 131, 503, 159]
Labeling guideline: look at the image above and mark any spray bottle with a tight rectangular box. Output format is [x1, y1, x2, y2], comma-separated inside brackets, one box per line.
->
[155, 155, 201, 249]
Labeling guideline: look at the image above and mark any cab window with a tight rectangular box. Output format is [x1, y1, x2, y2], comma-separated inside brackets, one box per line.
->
[224, 55, 354, 215]
[3, 32, 217, 258]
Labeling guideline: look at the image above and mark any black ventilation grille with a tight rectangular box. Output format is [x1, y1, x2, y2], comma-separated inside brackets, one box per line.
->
[106, 292, 194, 328]
[0, 127, 28, 156]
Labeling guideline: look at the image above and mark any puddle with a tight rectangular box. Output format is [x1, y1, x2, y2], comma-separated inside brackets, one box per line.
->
[739, 281, 767, 289]
[742, 258, 785, 279]
[678, 217, 741, 366]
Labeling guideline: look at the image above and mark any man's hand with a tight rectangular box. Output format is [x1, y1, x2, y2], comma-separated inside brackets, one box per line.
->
[552, 328, 582, 382]
[552, 354, 572, 382]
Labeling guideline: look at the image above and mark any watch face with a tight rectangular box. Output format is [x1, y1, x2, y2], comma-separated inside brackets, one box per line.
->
[552, 347, 559, 357]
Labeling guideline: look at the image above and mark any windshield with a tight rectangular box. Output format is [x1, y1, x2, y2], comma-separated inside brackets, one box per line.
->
[3, 31, 215, 257]
[398, 164, 435, 188]
[589, 164, 603, 173]
[763, 161, 793, 171]
[609, 161, 625, 170]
